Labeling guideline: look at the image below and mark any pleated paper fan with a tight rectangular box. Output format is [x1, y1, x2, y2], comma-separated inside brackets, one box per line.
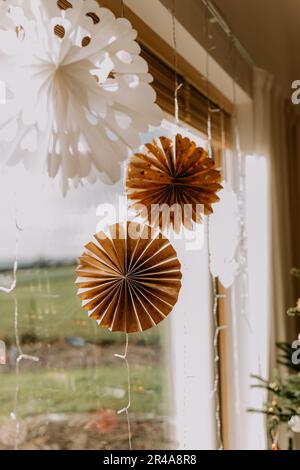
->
[76, 222, 182, 333]
[126, 134, 223, 232]
[0, 0, 162, 192]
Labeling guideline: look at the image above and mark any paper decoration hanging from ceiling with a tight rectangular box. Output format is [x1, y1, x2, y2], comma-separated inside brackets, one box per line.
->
[208, 182, 240, 288]
[0, 0, 162, 192]
[76, 222, 182, 333]
[126, 134, 223, 232]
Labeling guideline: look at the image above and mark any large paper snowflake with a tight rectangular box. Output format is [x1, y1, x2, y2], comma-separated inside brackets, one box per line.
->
[0, 0, 162, 191]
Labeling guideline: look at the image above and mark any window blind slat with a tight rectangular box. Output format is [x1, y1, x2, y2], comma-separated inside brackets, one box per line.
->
[141, 45, 232, 158]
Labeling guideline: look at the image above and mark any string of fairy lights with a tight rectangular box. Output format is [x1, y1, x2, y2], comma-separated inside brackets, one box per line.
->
[203, 6, 225, 450]
[114, 334, 132, 450]
[12, 296, 39, 450]
[0, 213, 39, 450]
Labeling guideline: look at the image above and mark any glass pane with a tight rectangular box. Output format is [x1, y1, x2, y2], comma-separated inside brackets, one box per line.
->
[0, 120, 215, 450]
[0, 163, 171, 450]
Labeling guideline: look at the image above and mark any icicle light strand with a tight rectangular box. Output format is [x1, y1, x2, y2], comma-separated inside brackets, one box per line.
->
[115, 107, 133, 449]
[230, 35, 263, 445]
[230, 34, 252, 334]
[209, 277, 226, 450]
[203, 5, 225, 450]
[1, 218, 40, 450]
[114, 334, 132, 450]
[12, 296, 39, 450]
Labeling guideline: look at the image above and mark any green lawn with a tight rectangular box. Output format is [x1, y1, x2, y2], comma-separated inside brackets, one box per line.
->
[0, 265, 161, 346]
[0, 365, 163, 419]
[0, 266, 166, 421]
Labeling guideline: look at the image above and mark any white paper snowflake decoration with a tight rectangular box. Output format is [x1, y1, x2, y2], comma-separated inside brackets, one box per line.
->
[209, 182, 240, 288]
[0, 0, 162, 192]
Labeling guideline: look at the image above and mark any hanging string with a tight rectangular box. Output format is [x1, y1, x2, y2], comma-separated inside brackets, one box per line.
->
[172, 0, 182, 126]
[204, 7, 219, 159]
[203, 5, 224, 451]
[220, 111, 228, 181]
[120, 0, 125, 18]
[114, 334, 132, 450]
[205, 27, 213, 160]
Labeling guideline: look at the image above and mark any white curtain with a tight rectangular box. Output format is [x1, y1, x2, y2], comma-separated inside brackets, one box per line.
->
[226, 67, 300, 449]
[225, 156, 270, 448]
[253, 68, 297, 359]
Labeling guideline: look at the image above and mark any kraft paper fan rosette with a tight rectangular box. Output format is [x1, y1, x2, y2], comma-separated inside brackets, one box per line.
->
[0, 0, 162, 192]
[126, 134, 223, 232]
[76, 222, 182, 333]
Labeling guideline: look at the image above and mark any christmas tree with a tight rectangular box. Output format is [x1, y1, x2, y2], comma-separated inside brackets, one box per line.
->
[249, 269, 300, 448]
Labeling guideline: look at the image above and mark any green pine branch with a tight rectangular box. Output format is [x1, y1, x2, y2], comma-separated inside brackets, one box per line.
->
[287, 306, 300, 317]
[291, 268, 300, 279]
[249, 373, 300, 432]
[287, 268, 300, 316]
[249, 268, 300, 438]
[276, 342, 300, 372]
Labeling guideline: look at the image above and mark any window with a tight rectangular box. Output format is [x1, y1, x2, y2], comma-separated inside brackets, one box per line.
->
[0, 165, 172, 450]
[0, 0, 271, 451]
[0, 52, 229, 452]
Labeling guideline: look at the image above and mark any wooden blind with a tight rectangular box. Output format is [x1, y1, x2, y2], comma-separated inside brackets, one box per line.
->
[141, 45, 232, 160]
[98, 0, 232, 160]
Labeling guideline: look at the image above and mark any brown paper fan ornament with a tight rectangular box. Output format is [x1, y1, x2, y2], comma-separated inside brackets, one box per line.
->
[126, 134, 223, 232]
[76, 222, 182, 333]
